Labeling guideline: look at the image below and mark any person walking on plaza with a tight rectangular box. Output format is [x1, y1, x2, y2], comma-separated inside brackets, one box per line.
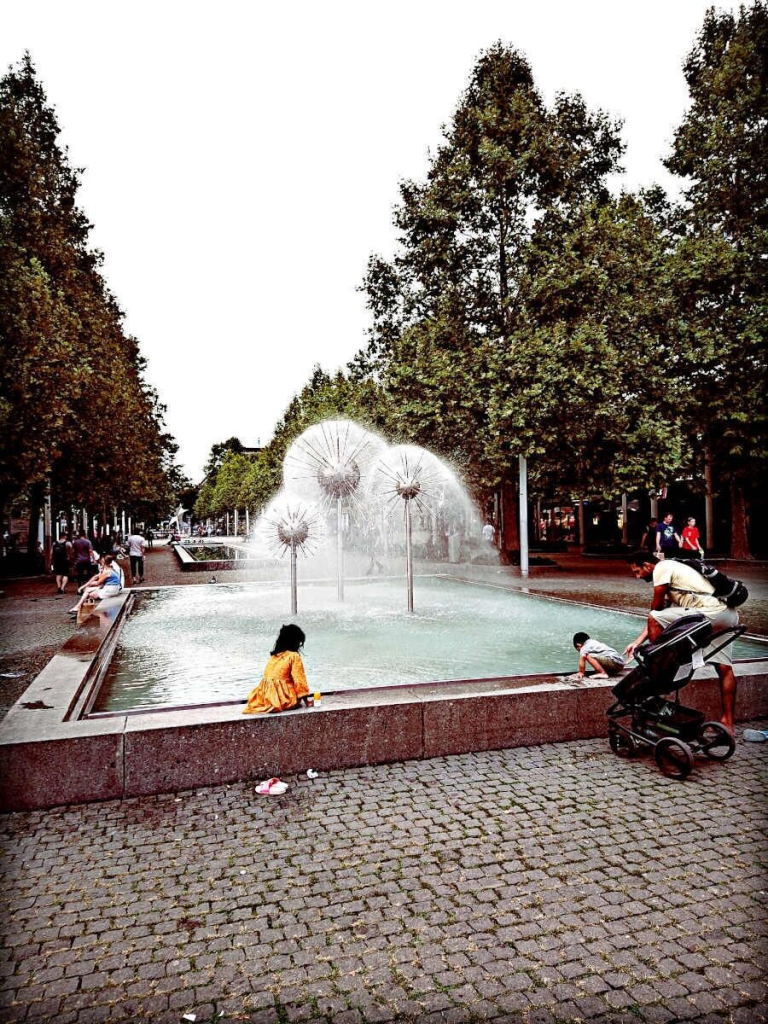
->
[655, 513, 678, 559]
[126, 530, 146, 584]
[72, 530, 94, 586]
[639, 517, 658, 556]
[51, 534, 72, 594]
[624, 550, 739, 733]
[679, 516, 704, 557]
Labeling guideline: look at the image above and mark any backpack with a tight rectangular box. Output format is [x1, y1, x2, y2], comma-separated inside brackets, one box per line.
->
[670, 558, 748, 608]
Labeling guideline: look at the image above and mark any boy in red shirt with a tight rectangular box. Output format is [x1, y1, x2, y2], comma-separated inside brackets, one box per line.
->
[680, 516, 704, 556]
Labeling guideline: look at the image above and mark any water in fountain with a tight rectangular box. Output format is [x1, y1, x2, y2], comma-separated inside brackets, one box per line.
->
[283, 419, 387, 510]
[367, 444, 471, 610]
[282, 420, 388, 601]
[96, 421, 767, 710]
[256, 421, 478, 611]
[252, 493, 324, 613]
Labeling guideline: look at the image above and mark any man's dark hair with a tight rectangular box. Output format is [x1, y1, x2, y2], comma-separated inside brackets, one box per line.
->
[628, 549, 655, 567]
[573, 631, 589, 648]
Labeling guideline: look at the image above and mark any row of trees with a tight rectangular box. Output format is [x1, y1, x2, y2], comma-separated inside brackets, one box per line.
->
[197, 3, 766, 557]
[0, 56, 188, 557]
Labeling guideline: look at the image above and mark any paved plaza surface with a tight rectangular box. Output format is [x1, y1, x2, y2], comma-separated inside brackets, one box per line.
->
[1, 546, 766, 1022]
[1, 735, 767, 1024]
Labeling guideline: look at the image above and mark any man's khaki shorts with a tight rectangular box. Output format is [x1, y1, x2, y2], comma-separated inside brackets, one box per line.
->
[649, 605, 739, 666]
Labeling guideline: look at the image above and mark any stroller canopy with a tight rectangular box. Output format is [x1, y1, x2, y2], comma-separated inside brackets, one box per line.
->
[612, 614, 713, 705]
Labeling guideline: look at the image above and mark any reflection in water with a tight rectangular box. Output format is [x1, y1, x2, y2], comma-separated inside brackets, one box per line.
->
[95, 579, 622, 712]
[94, 578, 766, 714]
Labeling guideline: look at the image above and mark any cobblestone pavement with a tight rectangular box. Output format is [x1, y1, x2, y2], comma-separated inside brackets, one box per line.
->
[2, 734, 767, 1024]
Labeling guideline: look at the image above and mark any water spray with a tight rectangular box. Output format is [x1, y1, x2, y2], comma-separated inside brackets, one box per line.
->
[370, 446, 456, 612]
[283, 421, 384, 601]
[261, 497, 322, 614]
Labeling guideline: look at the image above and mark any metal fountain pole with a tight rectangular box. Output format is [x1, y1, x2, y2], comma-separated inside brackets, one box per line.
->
[290, 538, 298, 615]
[405, 496, 414, 613]
[519, 454, 529, 578]
[337, 497, 344, 602]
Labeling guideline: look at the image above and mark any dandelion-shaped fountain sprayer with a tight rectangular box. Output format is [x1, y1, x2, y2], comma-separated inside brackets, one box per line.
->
[257, 495, 323, 614]
[283, 421, 386, 601]
[369, 445, 463, 612]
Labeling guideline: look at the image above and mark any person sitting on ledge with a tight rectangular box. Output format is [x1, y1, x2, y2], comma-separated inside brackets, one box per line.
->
[243, 623, 311, 714]
[572, 632, 625, 681]
[68, 554, 124, 615]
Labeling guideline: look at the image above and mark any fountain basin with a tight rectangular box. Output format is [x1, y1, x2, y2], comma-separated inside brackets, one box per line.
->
[173, 541, 264, 572]
[93, 575, 767, 712]
[1, 578, 766, 811]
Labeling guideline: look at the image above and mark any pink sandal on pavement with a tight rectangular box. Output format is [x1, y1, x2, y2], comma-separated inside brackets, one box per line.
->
[255, 777, 288, 795]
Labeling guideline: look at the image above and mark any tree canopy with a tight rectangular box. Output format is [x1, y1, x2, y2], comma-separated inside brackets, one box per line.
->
[0, 55, 185, 550]
[664, 1, 767, 555]
[203, 20, 765, 558]
[5, 8, 765, 559]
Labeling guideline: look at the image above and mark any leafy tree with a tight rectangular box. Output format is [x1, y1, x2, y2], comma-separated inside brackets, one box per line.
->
[358, 42, 623, 523]
[0, 251, 79, 509]
[203, 437, 244, 479]
[193, 478, 217, 521]
[0, 54, 89, 547]
[195, 437, 245, 518]
[490, 192, 685, 498]
[210, 451, 251, 517]
[665, 1, 767, 556]
[0, 55, 175, 558]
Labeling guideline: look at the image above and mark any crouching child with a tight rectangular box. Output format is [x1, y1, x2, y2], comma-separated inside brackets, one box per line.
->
[573, 632, 625, 681]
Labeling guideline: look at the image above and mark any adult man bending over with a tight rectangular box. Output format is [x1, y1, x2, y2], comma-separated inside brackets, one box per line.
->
[624, 551, 739, 733]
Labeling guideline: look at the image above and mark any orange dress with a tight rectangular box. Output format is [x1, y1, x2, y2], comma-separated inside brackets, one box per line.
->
[243, 651, 309, 714]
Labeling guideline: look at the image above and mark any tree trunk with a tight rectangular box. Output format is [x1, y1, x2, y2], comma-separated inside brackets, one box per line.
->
[704, 446, 715, 553]
[0, 494, 6, 559]
[27, 480, 45, 573]
[729, 479, 752, 560]
[501, 479, 519, 552]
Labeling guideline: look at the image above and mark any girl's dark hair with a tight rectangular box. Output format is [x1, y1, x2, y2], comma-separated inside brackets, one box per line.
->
[271, 623, 306, 656]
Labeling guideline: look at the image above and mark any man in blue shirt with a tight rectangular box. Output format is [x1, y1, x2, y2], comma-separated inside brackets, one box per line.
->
[655, 513, 677, 560]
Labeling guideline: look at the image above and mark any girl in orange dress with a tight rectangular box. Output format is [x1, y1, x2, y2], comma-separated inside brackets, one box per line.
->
[243, 624, 310, 714]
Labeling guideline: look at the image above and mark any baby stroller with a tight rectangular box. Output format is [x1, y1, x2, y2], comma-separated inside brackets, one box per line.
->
[607, 613, 745, 780]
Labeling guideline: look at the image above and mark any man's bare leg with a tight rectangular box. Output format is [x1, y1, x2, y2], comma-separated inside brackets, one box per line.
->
[647, 615, 664, 643]
[716, 664, 736, 733]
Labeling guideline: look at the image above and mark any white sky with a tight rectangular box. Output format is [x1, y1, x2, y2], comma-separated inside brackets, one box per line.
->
[2, 1, 735, 480]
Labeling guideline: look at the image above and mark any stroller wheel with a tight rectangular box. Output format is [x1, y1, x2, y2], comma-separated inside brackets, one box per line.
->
[654, 737, 694, 780]
[699, 721, 736, 761]
[609, 726, 639, 758]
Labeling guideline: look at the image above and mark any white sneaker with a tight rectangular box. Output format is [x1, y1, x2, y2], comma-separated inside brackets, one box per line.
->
[742, 729, 768, 742]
